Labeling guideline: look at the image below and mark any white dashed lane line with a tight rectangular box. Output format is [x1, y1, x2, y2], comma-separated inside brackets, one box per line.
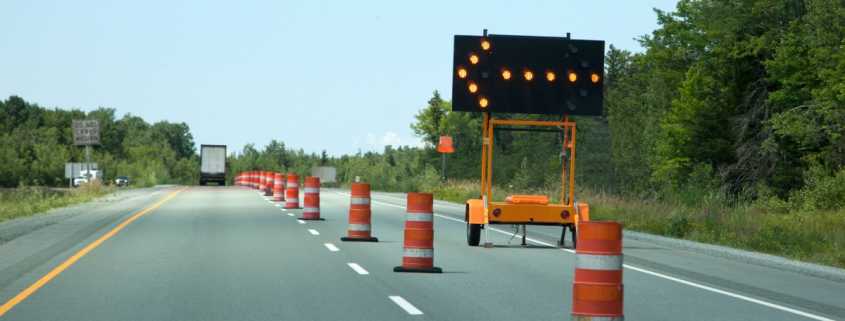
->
[347, 263, 369, 275]
[389, 296, 423, 315]
[324, 243, 339, 252]
[297, 219, 306, 224]
[287, 213, 295, 217]
[308, 229, 320, 235]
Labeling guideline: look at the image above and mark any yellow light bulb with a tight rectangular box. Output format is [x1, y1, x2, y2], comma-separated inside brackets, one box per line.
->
[469, 54, 479, 65]
[568, 72, 578, 83]
[546, 71, 556, 82]
[468, 82, 478, 93]
[457, 68, 468, 79]
[524, 70, 534, 81]
[481, 39, 491, 50]
[502, 69, 512, 80]
[479, 97, 489, 108]
[591, 73, 601, 83]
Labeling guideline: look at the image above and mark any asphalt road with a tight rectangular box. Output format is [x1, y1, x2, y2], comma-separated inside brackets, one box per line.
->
[0, 186, 843, 320]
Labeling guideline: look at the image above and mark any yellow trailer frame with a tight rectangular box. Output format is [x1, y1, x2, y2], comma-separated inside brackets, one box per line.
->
[465, 112, 587, 247]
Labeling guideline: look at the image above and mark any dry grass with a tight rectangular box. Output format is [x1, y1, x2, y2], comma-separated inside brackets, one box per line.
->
[0, 182, 112, 222]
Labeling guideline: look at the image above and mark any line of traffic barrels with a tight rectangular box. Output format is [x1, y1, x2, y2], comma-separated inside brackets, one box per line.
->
[572, 221, 624, 320]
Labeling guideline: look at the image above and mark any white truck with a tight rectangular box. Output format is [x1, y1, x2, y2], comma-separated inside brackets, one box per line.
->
[200, 144, 227, 186]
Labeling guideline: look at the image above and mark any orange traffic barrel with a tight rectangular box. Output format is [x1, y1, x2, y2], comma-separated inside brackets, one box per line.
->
[264, 171, 274, 196]
[341, 183, 378, 242]
[284, 173, 300, 209]
[572, 221, 623, 320]
[255, 171, 263, 191]
[273, 172, 286, 202]
[394, 192, 441, 273]
[300, 176, 323, 220]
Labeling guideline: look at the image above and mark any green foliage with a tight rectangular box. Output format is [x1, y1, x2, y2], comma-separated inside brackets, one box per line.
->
[0, 96, 199, 187]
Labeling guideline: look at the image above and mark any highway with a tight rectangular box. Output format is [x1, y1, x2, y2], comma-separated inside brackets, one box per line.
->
[1, 186, 844, 321]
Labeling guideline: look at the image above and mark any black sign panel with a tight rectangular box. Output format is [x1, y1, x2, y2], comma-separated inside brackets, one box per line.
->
[452, 34, 604, 116]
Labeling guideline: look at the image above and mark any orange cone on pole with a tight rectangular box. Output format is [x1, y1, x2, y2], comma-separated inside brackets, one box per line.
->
[300, 176, 323, 220]
[572, 221, 624, 321]
[273, 172, 286, 202]
[394, 192, 442, 273]
[284, 173, 300, 209]
[341, 183, 378, 242]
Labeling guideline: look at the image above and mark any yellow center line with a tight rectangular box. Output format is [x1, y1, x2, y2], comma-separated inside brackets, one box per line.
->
[0, 187, 187, 317]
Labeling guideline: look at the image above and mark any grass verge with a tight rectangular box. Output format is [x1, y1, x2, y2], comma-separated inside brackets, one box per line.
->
[0, 183, 113, 223]
[427, 180, 845, 269]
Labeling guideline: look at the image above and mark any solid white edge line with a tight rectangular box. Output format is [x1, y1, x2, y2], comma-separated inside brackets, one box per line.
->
[324, 243, 339, 252]
[623, 265, 834, 321]
[367, 198, 834, 321]
[389, 296, 423, 315]
[347, 263, 369, 275]
[297, 219, 306, 224]
[308, 229, 320, 235]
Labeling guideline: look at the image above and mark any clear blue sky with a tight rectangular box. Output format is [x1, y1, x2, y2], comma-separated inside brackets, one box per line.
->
[1, 0, 678, 156]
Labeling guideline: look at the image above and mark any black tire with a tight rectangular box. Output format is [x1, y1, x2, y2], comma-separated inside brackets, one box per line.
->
[465, 203, 482, 246]
[467, 222, 481, 246]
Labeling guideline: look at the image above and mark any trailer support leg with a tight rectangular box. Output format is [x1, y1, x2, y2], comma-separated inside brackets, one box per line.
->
[521, 225, 527, 246]
[558, 225, 567, 247]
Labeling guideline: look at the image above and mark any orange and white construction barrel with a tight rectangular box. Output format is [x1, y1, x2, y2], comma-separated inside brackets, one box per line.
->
[273, 172, 285, 202]
[572, 221, 624, 321]
[341, 182, 378, 242]
[284, 173, 300, 209]
[394, 192, 441, 273]
[300, 176, 323, 220]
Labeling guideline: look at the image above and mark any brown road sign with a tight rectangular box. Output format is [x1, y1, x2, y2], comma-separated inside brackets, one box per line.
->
[72, 120, 100, 145]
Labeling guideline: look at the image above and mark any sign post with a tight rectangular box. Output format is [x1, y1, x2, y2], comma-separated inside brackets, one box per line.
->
[436, 136, 455, 180]
[72, 120, 101, 183]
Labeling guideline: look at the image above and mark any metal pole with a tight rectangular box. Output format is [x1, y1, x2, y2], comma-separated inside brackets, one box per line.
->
[441, 153, 446, 181]
[85, 145, 91, 180]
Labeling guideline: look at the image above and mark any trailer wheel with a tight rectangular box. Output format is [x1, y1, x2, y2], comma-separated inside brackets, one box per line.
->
[467, 222, 481, 246]
[465, 203, 481, 246]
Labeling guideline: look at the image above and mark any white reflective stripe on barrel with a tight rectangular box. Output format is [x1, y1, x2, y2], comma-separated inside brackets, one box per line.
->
[572, 316, 624, 321]
[288, 183, 299, 188]
[350, 197, 370, 205]
[348, 224, 371, 231]
[304, 187, 320, 193]
[406, 212, 433, 222]
[403, 248, 433, 258]
[575, 254, 623, 271]
[286, 200, 299, 205]
[303, 207, 320, 213]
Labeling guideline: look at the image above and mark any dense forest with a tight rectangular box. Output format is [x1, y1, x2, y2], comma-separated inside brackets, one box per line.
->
[0, 96, 198, 187]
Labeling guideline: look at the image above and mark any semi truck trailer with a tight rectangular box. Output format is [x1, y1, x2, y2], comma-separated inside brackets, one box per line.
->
[200, 144, 226, 186]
